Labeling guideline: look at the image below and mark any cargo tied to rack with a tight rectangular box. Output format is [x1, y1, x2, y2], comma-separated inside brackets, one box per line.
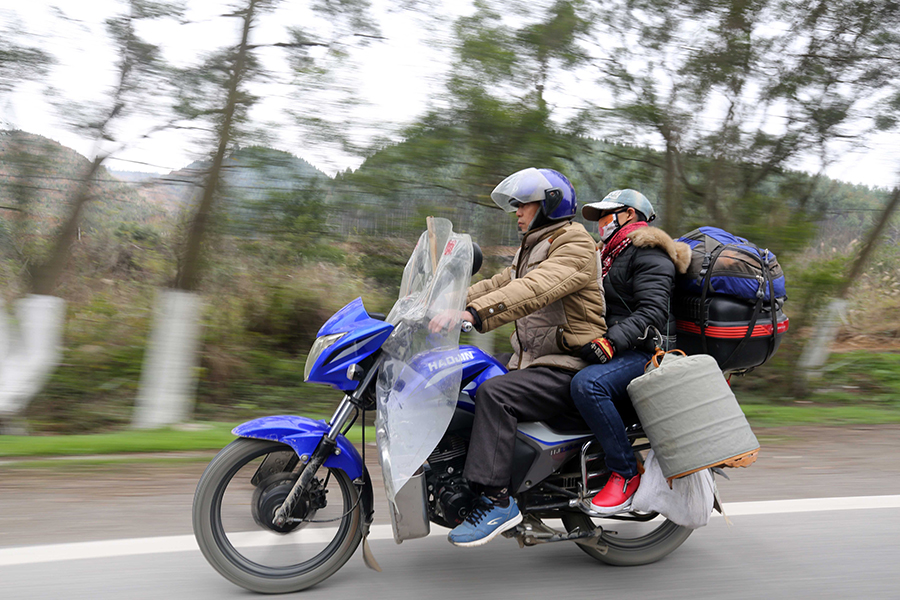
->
[674, 226, 788, 373]
[627, 350, 759, 484]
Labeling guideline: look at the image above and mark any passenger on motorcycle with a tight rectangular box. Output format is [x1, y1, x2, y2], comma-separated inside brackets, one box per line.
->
[428, 167, 607, 547]
[572, 189, 691, 515]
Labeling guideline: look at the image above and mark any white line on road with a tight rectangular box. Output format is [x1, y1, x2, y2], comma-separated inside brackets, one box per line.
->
[713, 495, 900, 517]
[1, 494, 898, 567]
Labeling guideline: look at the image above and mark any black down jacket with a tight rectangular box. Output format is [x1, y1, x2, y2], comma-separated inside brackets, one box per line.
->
[603, 226, 691, 353]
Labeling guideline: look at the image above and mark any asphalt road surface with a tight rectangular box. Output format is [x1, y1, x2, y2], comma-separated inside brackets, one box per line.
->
[2, 502, 899, 599]
[2, 425, 899, 599]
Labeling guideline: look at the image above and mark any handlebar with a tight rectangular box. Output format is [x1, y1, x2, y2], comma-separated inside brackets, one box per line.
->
[461, 321, 474, 333]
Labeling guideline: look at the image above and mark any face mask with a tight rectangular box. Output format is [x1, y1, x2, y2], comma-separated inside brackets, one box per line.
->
[599, 213, 621, 243]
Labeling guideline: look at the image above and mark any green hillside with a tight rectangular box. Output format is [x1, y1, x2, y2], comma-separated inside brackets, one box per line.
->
[0, 129, 897, 434]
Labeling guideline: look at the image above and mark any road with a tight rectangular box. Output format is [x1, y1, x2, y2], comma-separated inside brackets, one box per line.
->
[1, 425, 899, 599]
[2, 500, 899, 599]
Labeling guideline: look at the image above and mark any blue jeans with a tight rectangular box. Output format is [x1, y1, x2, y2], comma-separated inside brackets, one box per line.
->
[570, 350, 651, 479]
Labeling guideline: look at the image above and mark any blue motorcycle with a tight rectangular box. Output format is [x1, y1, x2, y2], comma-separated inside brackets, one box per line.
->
[192, 218, 691, 593]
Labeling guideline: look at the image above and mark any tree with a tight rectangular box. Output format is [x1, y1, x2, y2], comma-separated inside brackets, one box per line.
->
[346, 0, 598, 246]
[0, 20, 53, 97]
[579, 0, 899, 242]
[27, 0, 183, 295]
[0, 19, 54, 257]
[0, 2, 179, 427]
[135, 0, 381, 427]
[171, 0, 381, 289]
[773, 1, 900, 392]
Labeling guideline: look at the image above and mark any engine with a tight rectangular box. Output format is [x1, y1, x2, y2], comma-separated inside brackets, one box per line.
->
[424, 433, 477, 528]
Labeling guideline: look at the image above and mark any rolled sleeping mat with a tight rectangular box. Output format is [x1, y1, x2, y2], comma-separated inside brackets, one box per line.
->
[627, 351, 759, 481]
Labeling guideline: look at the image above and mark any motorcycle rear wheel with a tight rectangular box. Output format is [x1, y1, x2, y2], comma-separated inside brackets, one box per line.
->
[561, 511, 692, 566]
[192, 438, 362, 594]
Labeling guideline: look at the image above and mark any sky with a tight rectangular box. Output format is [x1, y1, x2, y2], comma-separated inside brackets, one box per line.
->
[2, 1, 898, 190]
[2, 0, 454, 176]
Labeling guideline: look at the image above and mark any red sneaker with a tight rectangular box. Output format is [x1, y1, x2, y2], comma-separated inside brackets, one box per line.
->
[590, 472, 641, 515]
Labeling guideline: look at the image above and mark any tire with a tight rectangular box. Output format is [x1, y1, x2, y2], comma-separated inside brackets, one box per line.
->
[560, 511, 692, 566]
[193, 438, 363, 594]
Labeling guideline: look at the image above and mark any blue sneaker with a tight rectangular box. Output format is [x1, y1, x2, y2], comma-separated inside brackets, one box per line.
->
[447, 495, 522, 547]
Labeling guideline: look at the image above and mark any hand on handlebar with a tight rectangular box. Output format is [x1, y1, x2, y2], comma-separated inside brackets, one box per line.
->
[428, 309, 475, 333]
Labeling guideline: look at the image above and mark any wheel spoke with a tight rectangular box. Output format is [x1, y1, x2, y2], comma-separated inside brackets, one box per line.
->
[193, 439, 363, 593]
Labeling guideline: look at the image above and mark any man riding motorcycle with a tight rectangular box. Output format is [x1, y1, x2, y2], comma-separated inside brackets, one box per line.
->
[429, 167, 606, 547]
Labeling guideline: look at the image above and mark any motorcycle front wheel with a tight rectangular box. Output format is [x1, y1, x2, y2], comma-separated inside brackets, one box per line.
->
[561, 511, 692, 566]
[192, 438, 362, 594]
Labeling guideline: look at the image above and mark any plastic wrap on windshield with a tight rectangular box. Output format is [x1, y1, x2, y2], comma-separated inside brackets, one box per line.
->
[376, 218, 473, 504]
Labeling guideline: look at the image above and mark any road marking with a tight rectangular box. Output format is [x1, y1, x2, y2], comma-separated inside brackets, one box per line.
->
[1, 494, 898, 567]
[712, 495, 900, 517]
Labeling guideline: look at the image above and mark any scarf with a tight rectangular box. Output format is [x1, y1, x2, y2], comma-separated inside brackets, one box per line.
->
[600, 222, 648, 278]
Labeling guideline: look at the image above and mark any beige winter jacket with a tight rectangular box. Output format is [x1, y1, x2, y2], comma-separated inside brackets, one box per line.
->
[467, 220, 607, 371]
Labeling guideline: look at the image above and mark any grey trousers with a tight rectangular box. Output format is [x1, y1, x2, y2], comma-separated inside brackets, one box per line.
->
[463, 366, 578, 488]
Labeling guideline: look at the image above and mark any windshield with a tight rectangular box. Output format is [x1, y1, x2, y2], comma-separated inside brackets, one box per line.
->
[375, 218, 473, 504]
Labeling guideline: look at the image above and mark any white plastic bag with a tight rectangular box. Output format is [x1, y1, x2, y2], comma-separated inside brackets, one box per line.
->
[631, 449, 716, 529]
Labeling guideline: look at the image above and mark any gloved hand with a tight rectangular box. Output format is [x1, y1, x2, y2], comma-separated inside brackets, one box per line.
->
[580, 337, 615, 364]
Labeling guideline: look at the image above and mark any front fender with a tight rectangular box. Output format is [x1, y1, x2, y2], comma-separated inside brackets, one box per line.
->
[233, 415, 364, 481]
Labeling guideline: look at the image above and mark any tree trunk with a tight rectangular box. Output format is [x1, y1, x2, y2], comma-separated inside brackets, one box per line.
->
[133, 289, 203, 428]
[0, 295, 67, 428]
[29, 158, 103, 295]
[835, 186, 900, 300]
[662, 134, 680, 233]
[794, 185, 900, 396]
[135, 0, 258, 428]
[175, 1, 257, 292]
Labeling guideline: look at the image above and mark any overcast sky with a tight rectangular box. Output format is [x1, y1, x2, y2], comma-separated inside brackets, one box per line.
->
[2, 1, 898, 189]
[2, 0, 455, 176]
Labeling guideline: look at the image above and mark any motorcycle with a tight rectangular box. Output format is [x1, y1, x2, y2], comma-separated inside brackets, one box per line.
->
[192, 218, 692, 594]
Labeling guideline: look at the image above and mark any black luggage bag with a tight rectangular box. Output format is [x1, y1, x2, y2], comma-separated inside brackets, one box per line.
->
[673, 293, 789, 373]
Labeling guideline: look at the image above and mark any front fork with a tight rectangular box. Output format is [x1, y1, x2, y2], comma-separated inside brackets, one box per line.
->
[272, 357, 380, 528]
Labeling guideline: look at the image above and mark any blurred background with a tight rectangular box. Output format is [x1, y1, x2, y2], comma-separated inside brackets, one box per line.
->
[1, 0, 899, 436]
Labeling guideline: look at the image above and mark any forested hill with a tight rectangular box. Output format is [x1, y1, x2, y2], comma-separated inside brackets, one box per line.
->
[128, 146, 331, 213]
[0, 130, 166, 236]
[1, 129, 891, 251]
[0, 134, 332, 221]
[343, 133, 893, 250]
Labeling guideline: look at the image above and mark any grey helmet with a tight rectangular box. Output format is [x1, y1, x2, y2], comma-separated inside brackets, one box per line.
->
[582, 189, 656, 222]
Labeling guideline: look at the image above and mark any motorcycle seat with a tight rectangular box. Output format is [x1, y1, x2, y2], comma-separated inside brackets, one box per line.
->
[541, 412, 592, 436]
[539, 413, 646, 440]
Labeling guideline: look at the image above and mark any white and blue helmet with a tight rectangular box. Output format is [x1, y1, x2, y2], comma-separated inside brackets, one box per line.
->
[491, 167, 577, 222]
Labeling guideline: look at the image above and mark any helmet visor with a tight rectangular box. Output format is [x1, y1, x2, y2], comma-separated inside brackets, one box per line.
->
[490, 168, 555, 213]
[582, 201, 625, 221]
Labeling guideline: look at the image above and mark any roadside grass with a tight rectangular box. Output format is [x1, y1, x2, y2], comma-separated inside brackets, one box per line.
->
[0, 456, 218, 471]
[3, 350, 898, 458]
[742, 403, 900, 427]
[2, 405, 898, 459]
[736, 351, 900, 427]
[0, 422, 377, 458]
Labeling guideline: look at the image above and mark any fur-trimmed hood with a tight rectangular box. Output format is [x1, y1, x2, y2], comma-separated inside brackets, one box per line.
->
[627, 226, 692, 274]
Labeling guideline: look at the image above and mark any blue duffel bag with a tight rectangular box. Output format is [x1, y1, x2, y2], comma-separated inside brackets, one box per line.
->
[674, 227, 788, 373]
[676, 226, 786, 302]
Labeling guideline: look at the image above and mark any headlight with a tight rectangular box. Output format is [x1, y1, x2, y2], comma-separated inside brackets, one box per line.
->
[304, 333, 347, 381]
